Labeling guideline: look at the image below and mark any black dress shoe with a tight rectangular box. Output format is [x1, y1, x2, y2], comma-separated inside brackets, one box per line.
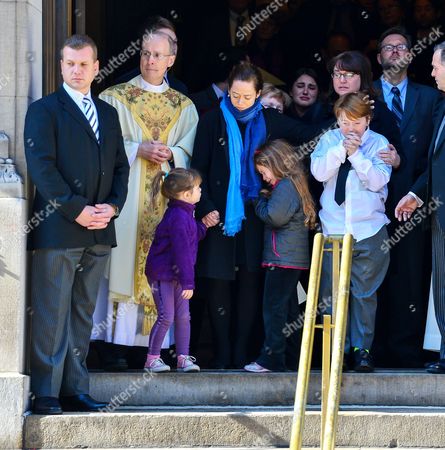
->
[60, 394, 108, 412]
[33, 396, 62, 415]
[426, 359, 445, 374]
[103, 357, 128, 372]
[352, 349, 374, 373]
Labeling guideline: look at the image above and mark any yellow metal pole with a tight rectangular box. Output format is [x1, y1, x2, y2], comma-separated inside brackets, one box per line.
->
[321, 234, 354, 450]
[320, 313, 332, 447]
[289, 233, 325, 450]
[331, 239, 340, 322]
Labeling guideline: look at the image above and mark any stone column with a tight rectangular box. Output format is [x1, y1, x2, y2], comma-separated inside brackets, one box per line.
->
[0, 0, 42, 447]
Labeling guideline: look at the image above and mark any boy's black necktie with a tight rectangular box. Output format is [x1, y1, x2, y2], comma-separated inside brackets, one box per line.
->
[334, 159, 352, 205]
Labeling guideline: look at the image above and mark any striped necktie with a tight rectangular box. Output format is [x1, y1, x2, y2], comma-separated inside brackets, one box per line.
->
[82, 97, 100, 142]
[391, 86, 403, 128]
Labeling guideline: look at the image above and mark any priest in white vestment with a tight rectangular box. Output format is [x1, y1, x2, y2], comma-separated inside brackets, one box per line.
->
[92, 30, 198, 349]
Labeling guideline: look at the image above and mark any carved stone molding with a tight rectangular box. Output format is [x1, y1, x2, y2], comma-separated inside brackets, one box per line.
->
[0, 131, 8, 159]
[0, 158, 23, 185]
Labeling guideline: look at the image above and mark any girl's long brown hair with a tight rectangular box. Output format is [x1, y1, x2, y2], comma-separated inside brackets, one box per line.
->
[254, 139, 317, 229]
[150, 168, 202, 209]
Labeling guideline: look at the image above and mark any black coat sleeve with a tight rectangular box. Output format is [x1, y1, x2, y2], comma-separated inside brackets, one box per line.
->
[370, 100, 404, 170]
[191, 112, 219, 219]
[24, 100, 89, 222]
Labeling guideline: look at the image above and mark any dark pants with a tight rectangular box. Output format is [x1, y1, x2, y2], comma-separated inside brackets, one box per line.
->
[432, 214, 445, 359]
[206, 266, 263, 368]
[257, 267, 303, 371]
[30, 245, 111, 397]
[374, 222, 431, 367]
[319, 226, 389, 352]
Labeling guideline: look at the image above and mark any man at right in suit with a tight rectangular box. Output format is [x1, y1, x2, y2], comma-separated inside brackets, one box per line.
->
[396, 40, 445, 373]
[373, 26, 442, 367]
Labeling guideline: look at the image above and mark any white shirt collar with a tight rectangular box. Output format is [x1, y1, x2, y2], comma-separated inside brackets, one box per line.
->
[139, 76, 169, 93]
[229, 9, 249, 21]
[212, 83, 225, 99]
[63, 82, 92, 102]
[380, 75, 408, 96]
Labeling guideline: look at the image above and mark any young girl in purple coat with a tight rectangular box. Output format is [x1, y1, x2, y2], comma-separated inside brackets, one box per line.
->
[144, 168, 211, 373]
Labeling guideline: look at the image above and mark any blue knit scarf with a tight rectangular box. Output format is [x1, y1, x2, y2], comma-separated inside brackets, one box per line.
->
[220, 93, 266, 236]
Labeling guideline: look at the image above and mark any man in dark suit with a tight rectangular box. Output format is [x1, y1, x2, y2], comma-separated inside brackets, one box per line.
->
[396, 41, 445, 373]
[372, 27, 442, 367]
[190, 47, 248, 117]
[24, 34, 129, 414]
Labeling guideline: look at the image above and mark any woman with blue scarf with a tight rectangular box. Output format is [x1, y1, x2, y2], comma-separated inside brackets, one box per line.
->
[191, 61, 328, 369]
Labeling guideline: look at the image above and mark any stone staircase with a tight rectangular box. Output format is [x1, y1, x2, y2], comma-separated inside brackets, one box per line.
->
[24, 370, 445, 449]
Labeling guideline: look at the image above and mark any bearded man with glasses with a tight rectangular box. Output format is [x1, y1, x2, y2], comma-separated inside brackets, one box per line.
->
[372, 26, 442, 369]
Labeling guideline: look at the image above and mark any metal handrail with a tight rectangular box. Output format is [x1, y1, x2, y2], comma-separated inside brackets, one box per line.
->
[289, 233, 354, 450]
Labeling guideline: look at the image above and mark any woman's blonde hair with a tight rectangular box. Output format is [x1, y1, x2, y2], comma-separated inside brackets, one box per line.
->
[150, 168, 202, 209]
[254, 139, 317, 229]
[333, 91, 373, 121]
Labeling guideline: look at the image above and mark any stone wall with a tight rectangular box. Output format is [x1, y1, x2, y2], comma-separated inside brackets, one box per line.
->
[0, 0, 42, 447]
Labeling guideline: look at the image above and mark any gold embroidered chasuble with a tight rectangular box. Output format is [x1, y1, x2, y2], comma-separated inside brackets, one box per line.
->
[99, 76, 198, 336]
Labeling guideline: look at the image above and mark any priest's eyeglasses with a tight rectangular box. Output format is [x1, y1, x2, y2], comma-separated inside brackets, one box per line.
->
[140, 50, 172, 61]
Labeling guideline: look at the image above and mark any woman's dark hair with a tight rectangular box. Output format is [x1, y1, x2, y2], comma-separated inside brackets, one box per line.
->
[228, 61, 264, 92]
[150, 168, 202, 208]
[291, 67, 320, 88]
[327, 51, 377, 100]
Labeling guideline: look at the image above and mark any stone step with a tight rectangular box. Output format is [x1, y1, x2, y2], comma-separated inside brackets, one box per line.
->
[25, 405, 445, 449]
[88, 369, 445, 407]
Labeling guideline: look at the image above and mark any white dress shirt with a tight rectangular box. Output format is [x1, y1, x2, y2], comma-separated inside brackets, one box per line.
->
[311, 128, 392, 242]
[63, 82, 99, 126]
[229, 9, 251, 45]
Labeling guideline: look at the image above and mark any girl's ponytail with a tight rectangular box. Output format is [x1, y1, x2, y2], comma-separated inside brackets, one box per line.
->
[150, 171, 167, 209]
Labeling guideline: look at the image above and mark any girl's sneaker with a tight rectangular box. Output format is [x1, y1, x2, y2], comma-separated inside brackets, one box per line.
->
[244, 362, 271, 373]
[144, 357, 171, 373]
[177, 355, 200, 372]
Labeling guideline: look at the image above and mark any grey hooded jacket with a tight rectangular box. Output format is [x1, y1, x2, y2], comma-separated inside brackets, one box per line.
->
[255, 178, 309, 269]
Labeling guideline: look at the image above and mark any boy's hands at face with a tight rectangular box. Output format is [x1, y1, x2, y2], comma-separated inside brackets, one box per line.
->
[343, 132, 361, 156]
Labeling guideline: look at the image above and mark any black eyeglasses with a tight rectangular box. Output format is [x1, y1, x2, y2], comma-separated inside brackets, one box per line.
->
[331, 71, 358, 80]
[381, 44, 409, 52]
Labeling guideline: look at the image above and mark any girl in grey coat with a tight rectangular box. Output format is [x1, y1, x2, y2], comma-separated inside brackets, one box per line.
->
[245, 139, 317, 372]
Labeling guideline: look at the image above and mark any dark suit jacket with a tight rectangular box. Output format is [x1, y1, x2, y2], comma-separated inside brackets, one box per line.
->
[189, 86, 220, 117]
[412, 101, 445, 229]
[374, 79, 442, 213]
[24, 86, 129, 250]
